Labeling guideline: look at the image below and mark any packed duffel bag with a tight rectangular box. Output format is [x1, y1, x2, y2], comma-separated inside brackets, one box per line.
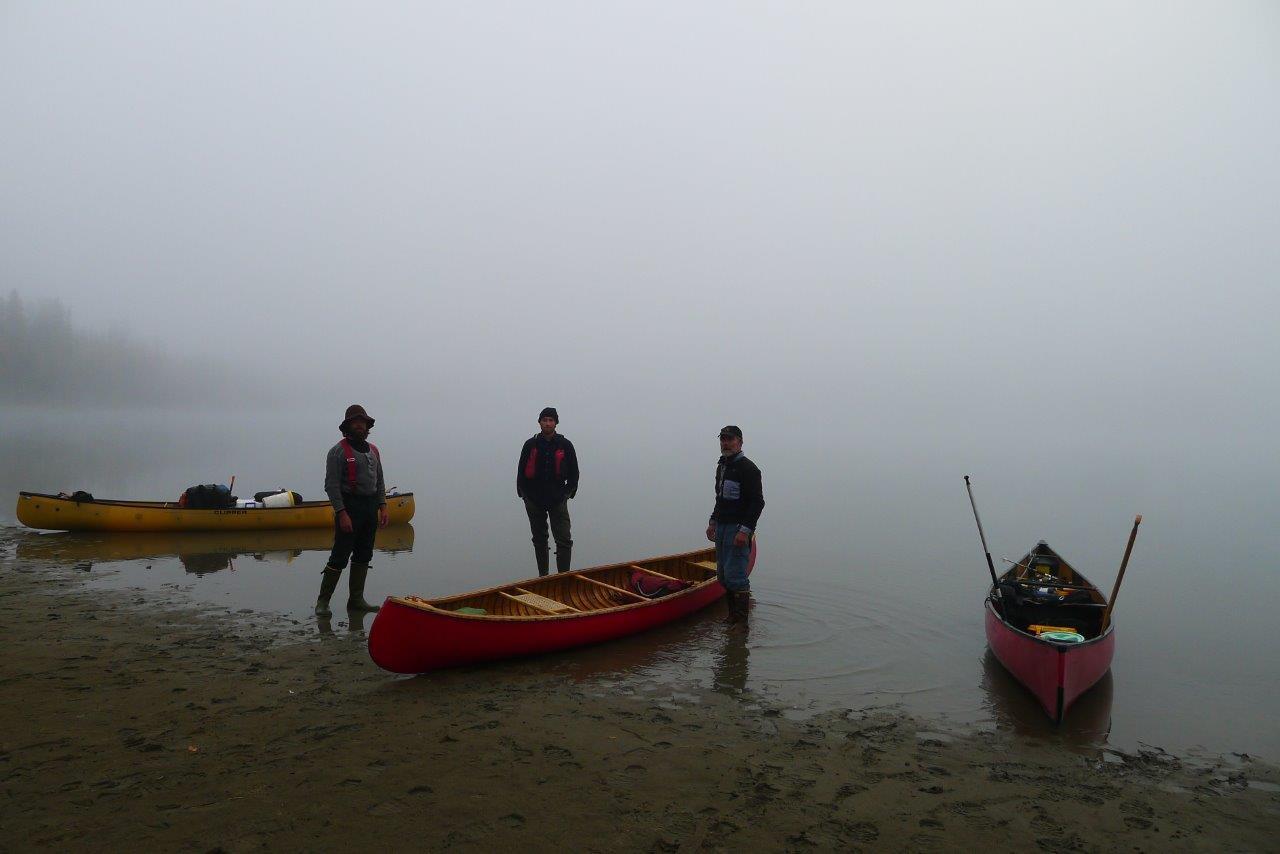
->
[179, 484, 237, 509]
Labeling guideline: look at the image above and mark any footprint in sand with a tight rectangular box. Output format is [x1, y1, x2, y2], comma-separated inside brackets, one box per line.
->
[367, 799, 406, 816]
[543, 745, 573, 760]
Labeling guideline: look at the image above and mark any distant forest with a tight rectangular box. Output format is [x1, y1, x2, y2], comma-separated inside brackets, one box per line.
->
[0, 291, 263, 406]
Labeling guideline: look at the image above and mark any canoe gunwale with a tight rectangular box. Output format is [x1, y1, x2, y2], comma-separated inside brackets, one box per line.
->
[389, 547, 720, 623]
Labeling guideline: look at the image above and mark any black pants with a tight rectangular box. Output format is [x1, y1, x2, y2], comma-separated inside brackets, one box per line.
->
[327, 493, 380, 569]
[524, 497, 572, 554]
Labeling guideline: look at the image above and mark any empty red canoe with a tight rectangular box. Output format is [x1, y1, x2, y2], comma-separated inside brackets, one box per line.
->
[368, 543, 755, 674]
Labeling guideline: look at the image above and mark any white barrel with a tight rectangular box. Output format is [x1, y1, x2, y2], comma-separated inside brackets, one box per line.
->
[262, 490, 296, 508]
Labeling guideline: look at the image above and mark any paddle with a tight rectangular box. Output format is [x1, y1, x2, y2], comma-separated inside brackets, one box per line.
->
[1101, 514, 1142, 632]
[964, 475, 1000, 590]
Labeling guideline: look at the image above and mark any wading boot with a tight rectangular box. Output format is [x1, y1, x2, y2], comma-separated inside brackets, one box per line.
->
[315, 566, 342, 617]
[347, 563, 380, 612]
[535, 547, 550, 577]
[555, 544, 572, 574]
[726, 590, 750, 624]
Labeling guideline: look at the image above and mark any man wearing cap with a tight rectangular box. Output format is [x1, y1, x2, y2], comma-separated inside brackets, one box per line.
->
[517, 407, 580, 576]
[315, 404, 389, 616]
[705, 425, 765, 623]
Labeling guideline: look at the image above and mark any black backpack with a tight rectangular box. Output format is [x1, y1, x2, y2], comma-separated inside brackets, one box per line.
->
[181, 484, 237, 509]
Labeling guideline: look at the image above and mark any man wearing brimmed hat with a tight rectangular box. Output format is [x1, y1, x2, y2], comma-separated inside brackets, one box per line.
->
[705, 425, 765, 623]
[315, 404, 389, 616]
[516, 407, 580, 575]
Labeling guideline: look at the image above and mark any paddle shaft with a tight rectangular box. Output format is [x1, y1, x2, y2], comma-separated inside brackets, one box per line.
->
[964, 476, 1000, 589]
[1101, 514, 1142, 631]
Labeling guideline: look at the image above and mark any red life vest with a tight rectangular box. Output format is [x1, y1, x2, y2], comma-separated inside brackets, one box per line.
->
[523, 444, 565, 479]
[340, 438, 380, 492]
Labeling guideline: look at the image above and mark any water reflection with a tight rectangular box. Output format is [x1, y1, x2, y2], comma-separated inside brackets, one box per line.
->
[980, 648, 1113, 747]
[15, 525, 415, 574]
[316, 606, 375, 639]
[712, 618, 752, 697]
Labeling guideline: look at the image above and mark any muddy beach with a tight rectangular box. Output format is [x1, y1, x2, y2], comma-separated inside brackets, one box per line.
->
[1, 544, 1277, 853]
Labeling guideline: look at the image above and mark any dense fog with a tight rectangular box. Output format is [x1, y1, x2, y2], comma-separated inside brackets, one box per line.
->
[0, 4, 1274, 517]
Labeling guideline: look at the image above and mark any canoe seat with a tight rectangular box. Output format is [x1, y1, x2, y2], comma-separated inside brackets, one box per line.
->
[508, 591, 577, 614]
[688, 560, 718, 573]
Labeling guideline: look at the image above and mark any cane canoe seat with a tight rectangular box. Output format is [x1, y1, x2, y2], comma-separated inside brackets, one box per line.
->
[688, 560, 718, 574]
[503, 591, 578, 615]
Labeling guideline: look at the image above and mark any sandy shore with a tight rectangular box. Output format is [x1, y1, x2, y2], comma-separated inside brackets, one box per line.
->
[2, 537, 1277, 852]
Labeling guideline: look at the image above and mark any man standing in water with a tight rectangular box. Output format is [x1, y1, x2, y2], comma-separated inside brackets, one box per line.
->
[517, 407, 580, 576]
[315, 404, 389, 616]
[706, 425, 765, 623]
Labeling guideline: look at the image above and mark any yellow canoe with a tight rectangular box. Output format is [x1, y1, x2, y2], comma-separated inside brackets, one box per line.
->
[15, 491, 415, 532]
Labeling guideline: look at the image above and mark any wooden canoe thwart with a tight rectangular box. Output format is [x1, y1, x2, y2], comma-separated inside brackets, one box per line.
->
[985, 541, 1115, 724]
[15, 490, 415, 532]
[367, 543, 756, 674]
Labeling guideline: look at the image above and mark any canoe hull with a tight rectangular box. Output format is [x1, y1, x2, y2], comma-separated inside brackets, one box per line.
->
[985, 600, 1114, 723]
[15, 491, 415, 532]
[368, 544, 753, 674]
[370, 579, 726, 673]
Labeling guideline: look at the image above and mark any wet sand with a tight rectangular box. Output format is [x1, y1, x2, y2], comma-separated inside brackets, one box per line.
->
[2, 548, 1277, 852]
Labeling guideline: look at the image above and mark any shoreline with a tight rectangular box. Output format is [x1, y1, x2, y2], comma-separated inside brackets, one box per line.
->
[2, 541, 1276, 851]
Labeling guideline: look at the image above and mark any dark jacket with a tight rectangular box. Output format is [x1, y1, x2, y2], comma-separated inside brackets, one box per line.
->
[517, 433, 580, 510]
[709, 452, 764, 532]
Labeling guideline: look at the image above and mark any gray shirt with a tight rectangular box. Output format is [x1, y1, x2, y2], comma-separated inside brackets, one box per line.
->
[325, 441, 386, 512]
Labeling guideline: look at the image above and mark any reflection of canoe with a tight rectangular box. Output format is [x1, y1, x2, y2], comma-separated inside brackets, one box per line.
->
[985, 541, 1115, 724]
[15, 491, 415, 532]
[15, 525, 415, 564]
[369, 544, 755, 674]
[980, 648, 1112, 742]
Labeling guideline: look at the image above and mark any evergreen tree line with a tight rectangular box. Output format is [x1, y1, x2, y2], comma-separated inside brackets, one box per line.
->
[0, 291, 264, 405]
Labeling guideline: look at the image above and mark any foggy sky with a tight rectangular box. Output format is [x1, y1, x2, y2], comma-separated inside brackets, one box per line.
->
[3, 3, 1278, 438]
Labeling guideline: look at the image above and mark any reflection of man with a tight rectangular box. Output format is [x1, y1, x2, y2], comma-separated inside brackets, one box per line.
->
[315, 405, 388, 617]
[712, 617, 751, 695]
[516, 407, 580, 576]
[705, 425, 765, 623]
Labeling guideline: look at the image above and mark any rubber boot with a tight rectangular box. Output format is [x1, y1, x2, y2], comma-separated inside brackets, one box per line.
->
[347, 563, 380, 612]
[535, 547, 550, 577]
[315, 566, 342, 617]
[555, 544, 572, 573]
[727, 590, 750, 624]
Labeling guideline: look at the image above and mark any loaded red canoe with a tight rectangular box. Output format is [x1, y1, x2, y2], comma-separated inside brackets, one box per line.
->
[368, 544, 753, 674]
[985, 541, 1115, 724]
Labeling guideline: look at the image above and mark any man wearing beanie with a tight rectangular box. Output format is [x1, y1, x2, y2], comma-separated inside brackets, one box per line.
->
[705, 425, 765, 623]
[516, 407, 580, 575]
[315, 404, 389, 617]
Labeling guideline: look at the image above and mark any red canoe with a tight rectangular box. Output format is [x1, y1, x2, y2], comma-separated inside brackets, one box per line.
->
[985, 542, 1115, 724]
[368, 544, 754, 674]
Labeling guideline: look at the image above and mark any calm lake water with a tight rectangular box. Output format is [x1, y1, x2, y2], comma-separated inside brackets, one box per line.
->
[3, 403, 1276, 760]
